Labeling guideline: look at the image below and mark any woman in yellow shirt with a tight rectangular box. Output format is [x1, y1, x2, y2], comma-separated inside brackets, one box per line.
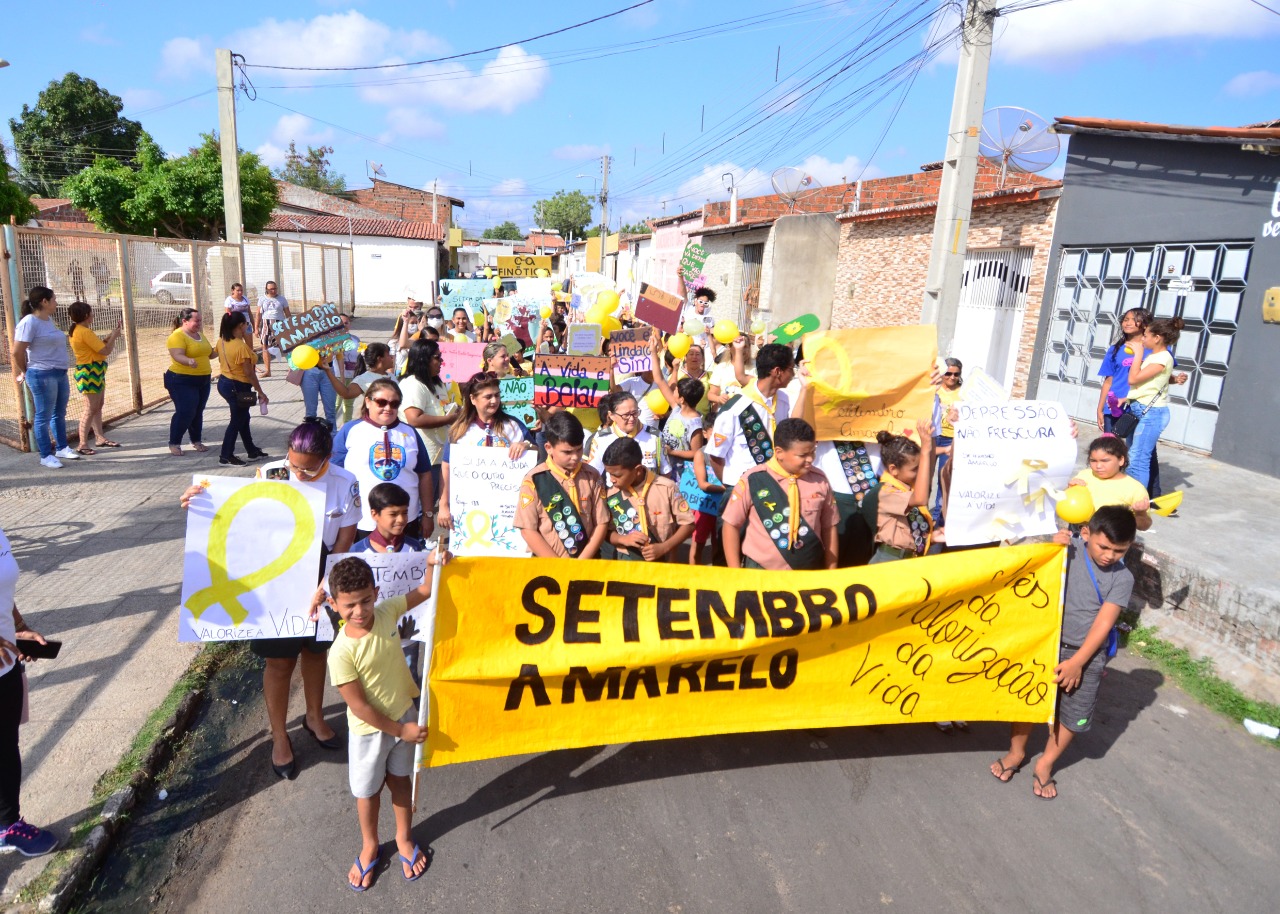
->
[164, 307, 214, 456]
[67, 301, 122, 453]
[215, 312, 269, 466]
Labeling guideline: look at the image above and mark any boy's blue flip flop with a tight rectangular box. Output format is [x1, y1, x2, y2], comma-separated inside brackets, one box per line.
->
[400, 844, 427, 881]
[350, 851, 379, 892]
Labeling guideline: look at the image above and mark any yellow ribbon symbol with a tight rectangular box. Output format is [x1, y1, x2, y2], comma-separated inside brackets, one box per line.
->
[462, 510, 493, 548]
[185, 482, 317, 625]
[805, 335, 871, 413]
[1003, 459, 1061, 514]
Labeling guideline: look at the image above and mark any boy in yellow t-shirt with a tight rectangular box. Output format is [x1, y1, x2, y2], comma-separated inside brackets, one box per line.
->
[312, 552, 446, 891]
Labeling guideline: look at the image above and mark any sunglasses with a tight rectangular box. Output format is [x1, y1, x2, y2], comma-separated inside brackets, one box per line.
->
[369, 397, 401, 409]
[944, 372, 961, 378]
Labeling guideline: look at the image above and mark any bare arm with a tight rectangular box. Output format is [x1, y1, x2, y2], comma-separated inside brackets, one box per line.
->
[907, 420, 935, 508]
[332, 523, 358, 555]
[11, 341, 29, 377]
[722, 523, 744, 569]
[1055, 601, 1123, 691]
[578, 521, 610, 560]
[320, 358, 363, 398]
[1097, 375, 1113, 431]
[336, 680, 425, 742]
[1128, 353, 1167, 388]
[521, 528, 559, 558]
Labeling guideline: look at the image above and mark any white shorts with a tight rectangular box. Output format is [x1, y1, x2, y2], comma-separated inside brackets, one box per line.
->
[348, 708, 416, 798]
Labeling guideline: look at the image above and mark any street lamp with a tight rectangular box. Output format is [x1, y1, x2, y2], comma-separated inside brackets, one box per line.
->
[576, 174, 597, 196]
[0, 60, 11, 68]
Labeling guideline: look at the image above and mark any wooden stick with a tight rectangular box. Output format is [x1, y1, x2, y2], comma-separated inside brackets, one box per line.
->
[411, 534, 447, 814]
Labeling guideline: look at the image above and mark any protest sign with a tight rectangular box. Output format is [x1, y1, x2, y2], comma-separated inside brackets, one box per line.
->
[500, 375, 537, 427]
[533, 354, 611, 408]
[956, 366, 1009, 405]
[422, 545, 1065, 766]
[498, 255, 552, 278]
[945, 401, 1077, 547]
[802, 326, 938, 441]
[516, 277, 554, 300]
[610, 327, 652, 375]
[567, 323, 602, 356]
[569, 273, 613, 318]
[179, 476, 324, 642]
[634, 282, 684, 333]
[678, 464, 724, 515]
[323, 551, 430, 642]
[439, 279, 493, 319]
[438, 341, 485, 384]
[679, 242, 708, 287]
[274, 303, 354, 364]
[447, 443, 537, 557]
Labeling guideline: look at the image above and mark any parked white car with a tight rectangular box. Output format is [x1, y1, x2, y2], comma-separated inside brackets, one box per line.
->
[150, 270, 193, 304]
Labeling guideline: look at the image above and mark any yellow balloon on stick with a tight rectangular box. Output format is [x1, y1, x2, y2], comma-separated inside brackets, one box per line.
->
[667, 332, 692, 360]
[483, 267, 493, 279]
[596, 289, 620, 312]
[1055, 486, 1095, 525]
[291, 344, 319, 370]
[645, 388, 671, 417]
[492, 277, 502, 292]
[540, 304, 553, 319]
[586, 303, 609, 325]
[601, 315, 622, 337]
[713, 319, 740, 344]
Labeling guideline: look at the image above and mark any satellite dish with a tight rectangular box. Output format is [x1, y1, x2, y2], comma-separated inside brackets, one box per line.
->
[771, 166, 824, 211]
[979, 107, 1059, 185]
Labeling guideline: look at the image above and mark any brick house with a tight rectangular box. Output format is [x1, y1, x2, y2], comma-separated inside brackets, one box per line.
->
[831, 161, 1061, 395]
[349, 178, 464, 228]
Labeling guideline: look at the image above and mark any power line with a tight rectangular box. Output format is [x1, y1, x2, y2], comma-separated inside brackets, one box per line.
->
[1242, 0, 1280, 15]
[242, 0, 657, 71]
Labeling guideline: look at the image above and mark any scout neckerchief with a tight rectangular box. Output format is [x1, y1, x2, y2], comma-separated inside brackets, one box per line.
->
[878, 472, 933, 556]
[532, 463, 587, 556]
[833, 441, 876, 502]
[606, 470, 655, 555]
[739, 382, 777, 465]
[368, 529, 404, 552]
[748, 465, 823, 570]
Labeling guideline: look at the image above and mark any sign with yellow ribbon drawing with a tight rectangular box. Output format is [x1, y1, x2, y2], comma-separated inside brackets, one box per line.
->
[946, 401, 1075, 547]
[801, 326, 938, 441]
[423, 545, 1065, 767]
[180, 476, 325, 642]
[447, 444, 537, 557]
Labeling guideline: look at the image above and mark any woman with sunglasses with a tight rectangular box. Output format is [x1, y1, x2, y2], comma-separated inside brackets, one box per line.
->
[435, 371, 532, 536]
[333, 378, 436, 540]
[180, 421, 360, 779]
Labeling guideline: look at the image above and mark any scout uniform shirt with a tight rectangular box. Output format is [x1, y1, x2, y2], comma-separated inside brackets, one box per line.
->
[604, 470, 696, 561]
[707, 381, 792, 487]
[587, 426, 667, 476]
[875, 474, 933, 556]
[721, 462, 838, 571]
[514, 461, 610, 558]
[813, 440, 882, 502]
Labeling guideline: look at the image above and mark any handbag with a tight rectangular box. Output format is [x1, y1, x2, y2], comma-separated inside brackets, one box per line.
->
[285, 367, 304, 386]
[236, 389, 259, 408]
[1111, 407, 1139, 439]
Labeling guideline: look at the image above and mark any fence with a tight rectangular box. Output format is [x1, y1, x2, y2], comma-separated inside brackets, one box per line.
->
[0, 225, 354, 451]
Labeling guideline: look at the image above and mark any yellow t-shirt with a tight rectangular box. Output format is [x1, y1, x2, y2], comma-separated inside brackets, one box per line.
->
[326, 595, 420, 736]
[1070, 469, 1149, 511]
[166, 328, 212, 376]
[936, 385, 964, 437]
[1128, 351, 1173, 408]
[216, 337, 256, 384]
[70, 324, 105, 366]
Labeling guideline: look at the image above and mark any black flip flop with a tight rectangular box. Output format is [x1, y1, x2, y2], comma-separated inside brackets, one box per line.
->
[1033, 774, 1057, 800]
[991, 759, 1024, 782]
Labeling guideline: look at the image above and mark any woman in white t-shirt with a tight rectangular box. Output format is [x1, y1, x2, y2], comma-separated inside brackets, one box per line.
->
[397, 340, 457, 511]
[254, 281, 290, 378]
[224, 283, 251, 317]
[321, 342, 394, 402]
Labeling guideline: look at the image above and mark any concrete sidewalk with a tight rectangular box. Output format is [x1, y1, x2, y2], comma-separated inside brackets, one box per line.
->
[0, 312, 397, 903]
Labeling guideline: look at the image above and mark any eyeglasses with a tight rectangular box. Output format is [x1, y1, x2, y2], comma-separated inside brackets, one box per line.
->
[944, 372, 961, 378]
[370, 397, 401, 409]
[287, 458, 327, 478]
[613, 410, 639, 420]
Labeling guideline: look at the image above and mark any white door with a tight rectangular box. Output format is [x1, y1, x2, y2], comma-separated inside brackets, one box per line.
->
[951, 248, 1032, 390]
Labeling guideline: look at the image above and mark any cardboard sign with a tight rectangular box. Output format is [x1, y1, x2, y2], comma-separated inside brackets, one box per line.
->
[274, 303, 344, 352]
[679, 242, 708, 286]
[533, 354, 611, 408]
[678, 464, 724, 516]
[322, 551, 430, 642]
[499, 375, 537, 427]
[802, 326, 938, 441]
[498, 255, 552, 278]
[611, 327, 653, 375]
[447, 443, 537, 557]
[635, 282, 684, 334]
[439, 341, 486, 384]
[946, 401, 1077, 547]
[439, 279, 494, 320]
[567, 323, 603, 356]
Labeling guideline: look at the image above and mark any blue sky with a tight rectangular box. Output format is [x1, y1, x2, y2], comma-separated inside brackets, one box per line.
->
[2, 0, 1277, 234]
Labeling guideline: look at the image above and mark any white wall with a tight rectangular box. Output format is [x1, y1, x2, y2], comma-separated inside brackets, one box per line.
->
[269, 232, 438, 306]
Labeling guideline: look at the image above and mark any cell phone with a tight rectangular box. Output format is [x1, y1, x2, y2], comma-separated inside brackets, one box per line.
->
[19, 639, 61, 660]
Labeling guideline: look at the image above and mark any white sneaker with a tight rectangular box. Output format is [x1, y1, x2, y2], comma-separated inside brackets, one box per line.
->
[39, 455, 64, 469]
[55, 447, 80, 460]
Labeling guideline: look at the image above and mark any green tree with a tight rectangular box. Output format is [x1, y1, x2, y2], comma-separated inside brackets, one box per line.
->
[275, 141, 346, 194]
[65, 133, 278, 240]
[532, 189, 594, 240]
[482, 220, 523, 241]
[8, 73, 144, 197]
[0, 161, 37, 224]
[618, 220, 652, 235]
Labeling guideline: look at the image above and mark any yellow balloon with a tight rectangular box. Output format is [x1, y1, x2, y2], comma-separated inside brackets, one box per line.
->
[586, 303, 609, 325]
[291, 344, 319, 370]
[750, 318, 767, 336]
[713, 319, 740, 345]
[601, 315, 622, 337]
[540, 304, 553, 319]
[596, 289, 620, 312]
[535, 268, 549, 278]
[492, 277, 502, 292]
[452, 332, 469, 343]
[667, 332, 692, 360]
[645, 388, 671, 417]
[1055, 486, 1095, 525]
[483, 267, 493, 278]
[1149, 490, 1184, 517]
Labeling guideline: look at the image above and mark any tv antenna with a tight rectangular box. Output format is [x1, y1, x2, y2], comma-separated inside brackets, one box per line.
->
[978, 107, 1059, 186]
[770, 166, 823, 212]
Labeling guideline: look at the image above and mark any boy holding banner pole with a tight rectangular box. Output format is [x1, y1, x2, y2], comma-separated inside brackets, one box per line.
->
[601, 437, 696, 562]
[514, 412, 610, 559]
[411, 536, 447, 815]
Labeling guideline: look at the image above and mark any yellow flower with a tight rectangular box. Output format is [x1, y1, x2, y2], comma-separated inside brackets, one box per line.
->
[783, 321, 803, 335]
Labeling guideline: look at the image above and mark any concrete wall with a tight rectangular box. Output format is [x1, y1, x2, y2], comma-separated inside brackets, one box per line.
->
[1032, 133, 1280, 477]
[269, 231, 437, 306]
[648, 216, 703, 296]
[761, 213, 840, 330]
[699, 226, 772, 326]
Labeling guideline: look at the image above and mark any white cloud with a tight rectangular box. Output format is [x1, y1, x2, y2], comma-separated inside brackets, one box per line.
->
[254, 114, 335, 168]
[361, 45, 551, 114]
[79, 24, 118, 46]
[226, 11, 445, 78]
[676, 162, 771, 203]
[121, 88, 165, 111]
[385, 108, 446, 140]
[160, 36, 213, 80]
[492, 178, 528, 196]
[797, 153, 881, 185]
[1224, 70, 1280, 98]
[553, 143, 611, 161]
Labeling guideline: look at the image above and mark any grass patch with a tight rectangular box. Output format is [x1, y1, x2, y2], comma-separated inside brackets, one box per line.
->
[15, 642, 246, 905]
[1127, 625, 1280, 740]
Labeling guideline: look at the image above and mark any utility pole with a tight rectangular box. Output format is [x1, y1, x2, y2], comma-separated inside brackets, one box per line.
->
[599, 154, 611, 244]
[215, 49, 244, 245]
[919, 0, 995, 356]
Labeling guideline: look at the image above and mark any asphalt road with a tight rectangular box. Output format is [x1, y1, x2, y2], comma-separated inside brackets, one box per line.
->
[75, 646, 1279, 914]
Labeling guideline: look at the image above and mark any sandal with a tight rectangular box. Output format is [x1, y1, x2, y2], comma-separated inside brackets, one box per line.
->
[990, 758, 1024, 782]
[76, 446, 96, 456]
[96, 439, 122, 448]
[191, 443, 209, 453]
[349, 850, 379, 892]
[1032, 774, 1058, 800]
[399, 844, 428, 881]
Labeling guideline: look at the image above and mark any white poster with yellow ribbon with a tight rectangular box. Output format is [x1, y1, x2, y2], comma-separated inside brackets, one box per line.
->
[423, 546, 1065, 768]
[946, 401, 1076, 547]
[447, 443, 537, 557]
[179, 475, 325, 642]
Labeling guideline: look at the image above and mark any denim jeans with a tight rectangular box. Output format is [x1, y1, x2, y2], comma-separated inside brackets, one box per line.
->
[1105, 412, 1161, 498]
[1126, 403, 1169, 493]
[165, 371, 211, 446]
[26, 367, 69, 457]
[931, 435, 953, 524]
[216, 376, 260, 459]
[300, 368, 337, 427]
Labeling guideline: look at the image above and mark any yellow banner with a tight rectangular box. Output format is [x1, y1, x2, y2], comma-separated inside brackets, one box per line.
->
[424, 545, 1064, 767]
[497, 255, 552, 278]
[802, 325, 938, 441]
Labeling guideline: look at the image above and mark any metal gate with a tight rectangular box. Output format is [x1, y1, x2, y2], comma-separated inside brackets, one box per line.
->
[1037, 242, 1250, 452]
[739, 242, 764, 328]
[952, 247, 1032, 390]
